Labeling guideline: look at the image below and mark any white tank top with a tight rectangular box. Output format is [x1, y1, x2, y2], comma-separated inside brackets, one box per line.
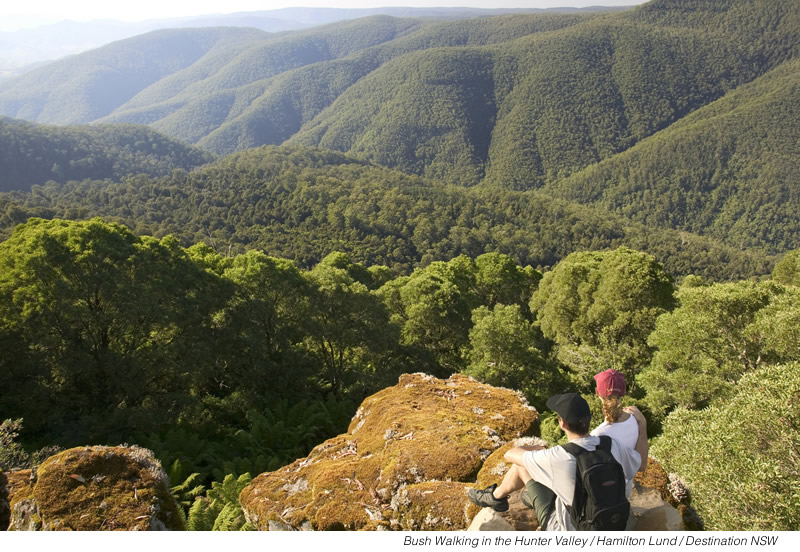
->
[591, 414, 639, 450]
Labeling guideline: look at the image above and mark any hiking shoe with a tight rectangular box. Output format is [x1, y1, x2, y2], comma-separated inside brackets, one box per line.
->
[468, 484, 509, 512]
[520, 488, 534, 509]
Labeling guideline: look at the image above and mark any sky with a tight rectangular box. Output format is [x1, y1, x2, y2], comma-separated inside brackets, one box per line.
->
[1, 1, 648, 30]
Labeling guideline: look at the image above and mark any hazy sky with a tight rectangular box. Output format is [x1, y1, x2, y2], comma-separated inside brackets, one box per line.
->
[2, 1, 648, 30]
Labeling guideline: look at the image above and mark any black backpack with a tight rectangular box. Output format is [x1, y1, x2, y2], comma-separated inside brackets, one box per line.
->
[562, 435, 630, 530]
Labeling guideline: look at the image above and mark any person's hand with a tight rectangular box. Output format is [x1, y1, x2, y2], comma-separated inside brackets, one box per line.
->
[623, 405, 646, 425]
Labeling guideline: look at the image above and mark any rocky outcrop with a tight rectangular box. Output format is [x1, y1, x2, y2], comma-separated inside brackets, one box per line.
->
[6, 445, 183, 531]
[239, 373, 538, 530]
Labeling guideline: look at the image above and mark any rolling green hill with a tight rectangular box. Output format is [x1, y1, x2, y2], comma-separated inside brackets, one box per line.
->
[0, 27, 269, 124]
[193, 13, 591, 156]
[292, 0, 799, 187]
[544, 57, 800, 254]
[1, 1, 796, 187]
[0, 117, 214, 192]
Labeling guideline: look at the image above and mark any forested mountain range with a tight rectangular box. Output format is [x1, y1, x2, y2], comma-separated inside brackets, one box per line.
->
[0, 117, 213, 192]
[0, 0, 798, 264]
[1, 0, 796, 188]
[545, 56, 800, 254]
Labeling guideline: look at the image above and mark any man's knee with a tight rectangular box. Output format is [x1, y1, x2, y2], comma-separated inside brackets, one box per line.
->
[506, 463, 533, 485]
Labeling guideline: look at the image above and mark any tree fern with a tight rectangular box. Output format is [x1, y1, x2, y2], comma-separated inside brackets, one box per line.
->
[169, 460, 206, 513]
[186, 473, 254, 531]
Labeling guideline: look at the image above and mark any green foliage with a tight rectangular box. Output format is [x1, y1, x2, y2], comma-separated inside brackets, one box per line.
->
[0, 145, 774, 281]
[466, 304, 560, 408]
[539, 412, 568, 447]
[548, 55, 800, 255]
[773, 249, 800, 286]
[531, 247, 675, 395]
[304, 253, 397, 395]
[186, 473, 255, 531]
[141, 395, 357, 488]
[0, 117, 214, 192]
[652, 362, 800, 530]
[0, 218, 230, 441]
[387, 256, 478, 373]
[214, 249, 314, 397]
[169, 464, 206, 515]
[0, 418, 26, 470]
[0, 418, 60, 470]
[640, 280, 800, 417]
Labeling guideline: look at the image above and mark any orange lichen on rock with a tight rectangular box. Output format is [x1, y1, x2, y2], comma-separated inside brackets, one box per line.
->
[240, 373, 538, 530]
[7, 445, 183, 531]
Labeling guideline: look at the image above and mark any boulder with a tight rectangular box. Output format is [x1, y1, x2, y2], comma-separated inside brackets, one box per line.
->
[6, 445, 183, 531]
[633, 457, 703, 530]
[239, 373, 538, 530]
[627, 480, 683, 531]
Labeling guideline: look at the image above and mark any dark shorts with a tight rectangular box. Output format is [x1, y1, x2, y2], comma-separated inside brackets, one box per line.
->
[525, 479, 557, 530]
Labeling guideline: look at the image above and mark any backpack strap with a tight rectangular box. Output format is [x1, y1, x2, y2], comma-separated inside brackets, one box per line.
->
[562, 441, 585, 458]
[561, 440, 587, 527]
[562, 435, 613, 457]
[596, 435, 612, 452]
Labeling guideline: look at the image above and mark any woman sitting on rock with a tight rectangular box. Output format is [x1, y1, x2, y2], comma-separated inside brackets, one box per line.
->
[590, 368, 648, 494]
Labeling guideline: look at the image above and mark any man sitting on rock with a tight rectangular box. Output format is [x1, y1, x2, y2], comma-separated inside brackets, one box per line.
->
[468, 393, 647, 530]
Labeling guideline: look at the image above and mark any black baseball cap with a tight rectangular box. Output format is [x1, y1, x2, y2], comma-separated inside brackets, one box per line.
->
[546, 393, 591, 425]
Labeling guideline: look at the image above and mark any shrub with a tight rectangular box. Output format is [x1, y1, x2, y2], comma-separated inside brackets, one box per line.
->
[652, 362, 800, 530]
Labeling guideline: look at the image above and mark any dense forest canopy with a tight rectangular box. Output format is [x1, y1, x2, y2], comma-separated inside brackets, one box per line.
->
[0, 116, 214, 193]
[1, 218, 799, 529]
[0, 145, 775, 281]
[0, 0, 798, 258]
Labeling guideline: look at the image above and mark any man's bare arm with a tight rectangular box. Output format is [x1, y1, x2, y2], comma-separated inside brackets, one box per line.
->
[504, 445, 545, 467]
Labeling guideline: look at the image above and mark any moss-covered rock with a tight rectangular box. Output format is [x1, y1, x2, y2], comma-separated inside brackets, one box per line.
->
[240, 373, 538, 530]
[7, 445, 183, 531]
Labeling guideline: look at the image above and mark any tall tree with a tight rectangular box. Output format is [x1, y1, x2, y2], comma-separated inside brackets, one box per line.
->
[0, 218, 227, 441]
[302, 253, 396, 396]
[531, 247, 675, 394]
[466, 303, 558, 407]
